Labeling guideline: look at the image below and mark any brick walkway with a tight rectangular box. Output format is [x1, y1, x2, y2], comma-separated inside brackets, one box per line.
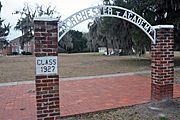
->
[0, 75, 180, 120]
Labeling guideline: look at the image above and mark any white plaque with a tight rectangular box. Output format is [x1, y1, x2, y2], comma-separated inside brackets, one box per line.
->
[36, 56, 58, 75]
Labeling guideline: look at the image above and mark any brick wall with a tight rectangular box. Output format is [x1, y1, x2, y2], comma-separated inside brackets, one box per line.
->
[151, 27, 174, 101]
[0, 46, 11, 56]
[34, 18, 60, 120]
[2, 46, 11, 55]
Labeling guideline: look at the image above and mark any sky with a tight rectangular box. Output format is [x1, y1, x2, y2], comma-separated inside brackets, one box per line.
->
[1, 0, 103, 40]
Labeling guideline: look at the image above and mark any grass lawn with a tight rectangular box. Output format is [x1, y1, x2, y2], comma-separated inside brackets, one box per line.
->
[0, 52, 180, 83]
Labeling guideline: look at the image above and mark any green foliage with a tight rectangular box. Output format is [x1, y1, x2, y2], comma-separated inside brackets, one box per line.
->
[60, 30, 87, 53]
[155, 0, 180, 50]
[113, 0, 156, 55]
[88, 0, 180, 56]
[70, 30, 87, 53]
[114, 0, 180, 50]
[130, 25, 150, 56]
[159, 116, 169, 120]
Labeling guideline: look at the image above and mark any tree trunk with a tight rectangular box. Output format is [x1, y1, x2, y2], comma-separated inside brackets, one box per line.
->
[104, 36, 109, 55]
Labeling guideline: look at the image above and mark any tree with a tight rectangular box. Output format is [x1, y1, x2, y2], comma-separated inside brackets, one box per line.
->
[113, 0, 156, 55]
[155, 0, 180, 50]
[13, 3, 60, 49]
[87, 20, 100, 52]
[13, 3, 36, 49]
[95, 0, 156, 55]
[0, 1, 10, 49]
[87, 0, 136, 55]
[60, 30, 87, 53]
[59, 32, 73, 52]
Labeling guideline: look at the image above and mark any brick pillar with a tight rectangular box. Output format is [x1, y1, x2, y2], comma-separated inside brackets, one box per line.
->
[151, 25, 174, 101]
[34, 16, 60, 119]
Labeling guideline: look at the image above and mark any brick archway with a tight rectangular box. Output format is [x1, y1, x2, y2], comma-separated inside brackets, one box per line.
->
[33, 13, 174, 120]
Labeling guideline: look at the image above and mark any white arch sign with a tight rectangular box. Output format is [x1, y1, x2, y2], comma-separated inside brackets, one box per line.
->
[58, 5, 156, 44]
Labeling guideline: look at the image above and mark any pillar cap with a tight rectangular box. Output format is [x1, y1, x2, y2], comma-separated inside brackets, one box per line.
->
[152, 25, 174, 29]
[34, 14, 59, 22]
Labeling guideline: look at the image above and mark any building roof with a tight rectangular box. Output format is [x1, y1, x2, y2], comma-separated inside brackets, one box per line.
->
[10, 36, 21, 43]
[10, 36, 34, 44]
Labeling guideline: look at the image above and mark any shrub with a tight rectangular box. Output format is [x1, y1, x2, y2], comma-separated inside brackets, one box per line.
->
[21, 51, 26, 55]
[160, 117, 169, 120]
[12, 52, 19, 55]
[26, 52, 32, 55]
[21, 51, 32, 55]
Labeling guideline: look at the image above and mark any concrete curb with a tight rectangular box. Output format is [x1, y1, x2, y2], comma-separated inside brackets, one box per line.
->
[0, 81, 34, 87]
[0, 68, 180, 87]
[0, 71, 149, 87]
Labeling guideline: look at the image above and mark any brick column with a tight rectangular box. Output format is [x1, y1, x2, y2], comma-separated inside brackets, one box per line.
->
[151, 25, 174, 101]
[34, 17, 60, 119]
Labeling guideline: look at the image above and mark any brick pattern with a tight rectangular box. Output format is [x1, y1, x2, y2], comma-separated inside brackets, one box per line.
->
[1, 76, 180, 119]
[34, 21, 58, 57]
[151, 28, 174, 101]
[34, 20, 60, 120]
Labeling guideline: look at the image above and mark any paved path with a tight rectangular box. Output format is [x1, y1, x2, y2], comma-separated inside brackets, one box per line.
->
[0, 75, 180, 120]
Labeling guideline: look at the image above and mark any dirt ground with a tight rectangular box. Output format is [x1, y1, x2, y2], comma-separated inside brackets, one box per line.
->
[0, 53, 149, 83]
[62, 98, 180, 120]
[0, 53, 180, 83]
